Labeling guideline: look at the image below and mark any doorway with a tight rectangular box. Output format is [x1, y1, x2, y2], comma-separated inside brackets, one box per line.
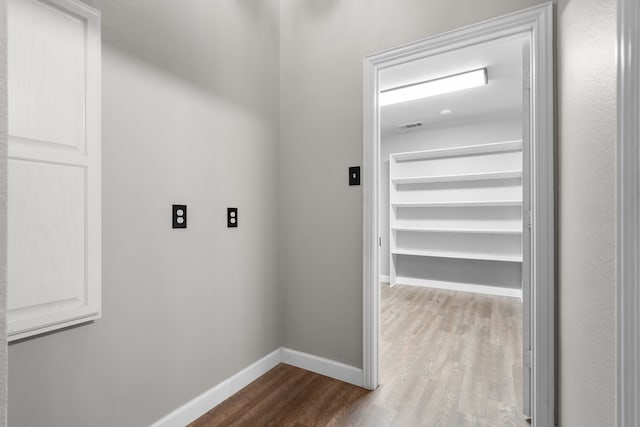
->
[362, 4, 554, 427]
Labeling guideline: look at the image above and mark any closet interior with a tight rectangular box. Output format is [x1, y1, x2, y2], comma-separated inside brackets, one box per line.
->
[380, 35, 527, 297]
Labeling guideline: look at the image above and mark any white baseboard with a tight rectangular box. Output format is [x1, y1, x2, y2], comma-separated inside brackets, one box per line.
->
[394, 276, 522, 299]
[379, 275, 390, 283]
[281, 348, 364, 387]
[150, 348, 282, 427]
[150, 347, 364, 426]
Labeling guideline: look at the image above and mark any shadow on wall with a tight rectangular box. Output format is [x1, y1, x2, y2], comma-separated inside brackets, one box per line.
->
[304, 0, 342, 15]
[80, 0, 280, 124]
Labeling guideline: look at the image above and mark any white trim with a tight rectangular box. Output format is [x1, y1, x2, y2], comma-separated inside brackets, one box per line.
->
[362, 43, 380, 391]
[363, 3, 555, 426]
[150, 349, 282, 427]
[281, 348, 364, 388]
[393, 277, 523, 299]
[617, 0, 640, 425]
[380, 275, 390, 283]
[150, 347, 364, 426]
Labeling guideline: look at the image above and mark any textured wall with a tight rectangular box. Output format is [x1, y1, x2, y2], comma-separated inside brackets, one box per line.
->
[8, 1, 281, 426]
[0, 0, 7, 425]
[279, 0, 547, 369]
[557, 0, 617, 425]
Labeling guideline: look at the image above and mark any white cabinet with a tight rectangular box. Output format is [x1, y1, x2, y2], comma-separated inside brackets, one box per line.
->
[7, 0, 101, 340]
[389, 140, 523, 294]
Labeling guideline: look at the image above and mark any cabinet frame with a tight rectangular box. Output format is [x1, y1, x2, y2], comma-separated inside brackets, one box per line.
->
[7, 0, 102, 341]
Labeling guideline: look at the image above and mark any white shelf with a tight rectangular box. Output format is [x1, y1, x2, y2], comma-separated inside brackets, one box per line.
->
[389, 143, 524, 289]
[391, 200, 522, 208]
[392, 170, 522, 185]
[391, 140, 523, 162]
[391, 248, 523, 263]
[392, 226, 522, 235]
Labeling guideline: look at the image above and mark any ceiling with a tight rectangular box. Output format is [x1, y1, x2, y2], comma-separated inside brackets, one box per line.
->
[379, 34, 527, 134]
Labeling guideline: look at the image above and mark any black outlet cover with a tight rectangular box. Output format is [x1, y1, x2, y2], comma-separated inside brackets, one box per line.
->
[172, 204, 187, 229]
[227, 207, 238, 228]
[349, 166, 361, 186]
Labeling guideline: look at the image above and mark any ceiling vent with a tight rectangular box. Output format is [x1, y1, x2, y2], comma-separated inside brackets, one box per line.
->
[399, 122, 423, 130]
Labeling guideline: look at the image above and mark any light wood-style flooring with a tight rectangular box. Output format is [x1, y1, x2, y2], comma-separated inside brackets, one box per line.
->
[191, 285, 527, 426]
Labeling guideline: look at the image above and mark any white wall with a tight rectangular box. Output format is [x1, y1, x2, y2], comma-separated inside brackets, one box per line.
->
[379, 116, 522, 279]
[557, 0, 616, 425]
[7, 2, 281, 426]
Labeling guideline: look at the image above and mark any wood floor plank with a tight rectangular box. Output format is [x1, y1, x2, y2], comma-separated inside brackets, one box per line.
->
[191, 285, 528, 426]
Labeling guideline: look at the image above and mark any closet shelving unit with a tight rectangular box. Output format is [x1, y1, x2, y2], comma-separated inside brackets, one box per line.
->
[389, 140, 524, 290]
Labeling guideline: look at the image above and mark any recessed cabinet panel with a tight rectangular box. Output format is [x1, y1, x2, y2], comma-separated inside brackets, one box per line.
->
[9, 0, 87, 151]
[7, 0, 101, 341]
[8, 160, 86, 310]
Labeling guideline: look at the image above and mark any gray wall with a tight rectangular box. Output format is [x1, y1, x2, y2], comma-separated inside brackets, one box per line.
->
[280, 0, 548, 371]
[0, 0, 7, 425]
[4, 1, 619, 426]
[280, 1, 617, 426]
[557, 0, 616, 425]
[8, 1, 281, 426]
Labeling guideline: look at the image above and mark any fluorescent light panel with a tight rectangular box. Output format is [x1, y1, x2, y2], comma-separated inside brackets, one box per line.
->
[380, 68, 488, 106]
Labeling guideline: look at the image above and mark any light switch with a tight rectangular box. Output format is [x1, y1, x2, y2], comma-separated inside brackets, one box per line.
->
[349, 166, 361, 186]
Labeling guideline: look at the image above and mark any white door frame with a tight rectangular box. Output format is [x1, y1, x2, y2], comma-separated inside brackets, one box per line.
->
[362, 3, 555, 426]
[617, 0, 640, 425]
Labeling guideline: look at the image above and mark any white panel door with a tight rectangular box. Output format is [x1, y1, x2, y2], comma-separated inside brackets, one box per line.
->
[7, 0, 101, 340]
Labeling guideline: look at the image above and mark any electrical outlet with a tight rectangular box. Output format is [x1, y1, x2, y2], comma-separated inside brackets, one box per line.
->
[172, 204, 187, 229]
[227, 208, 238, 228]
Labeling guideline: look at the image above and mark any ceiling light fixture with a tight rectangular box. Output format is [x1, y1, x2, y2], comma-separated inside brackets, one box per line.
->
[379, 68, 488, 107]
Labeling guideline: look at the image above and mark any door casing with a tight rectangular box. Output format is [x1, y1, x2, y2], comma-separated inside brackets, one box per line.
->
[362, 3, 555, 426]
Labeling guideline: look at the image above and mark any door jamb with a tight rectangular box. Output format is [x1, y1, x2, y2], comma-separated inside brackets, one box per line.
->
[362, 3, 555, 426]
[617, 0, 640, 425]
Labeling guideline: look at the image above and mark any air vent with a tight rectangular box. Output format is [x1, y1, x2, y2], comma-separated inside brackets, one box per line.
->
[399, 122, 423, 130]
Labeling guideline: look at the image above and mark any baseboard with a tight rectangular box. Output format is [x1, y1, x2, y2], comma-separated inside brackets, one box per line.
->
[394, 276, 522, 299]
[150, 347, 364, 426]
[150, 348, 282, 427]
[379, 275, 390, 283]
[281, 348, 364, 387]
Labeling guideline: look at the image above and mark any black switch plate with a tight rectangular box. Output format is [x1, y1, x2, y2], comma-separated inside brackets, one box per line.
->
[349, 166, 361, 186]
[227, 207, 238, 228]
[172, 204, 187, 229]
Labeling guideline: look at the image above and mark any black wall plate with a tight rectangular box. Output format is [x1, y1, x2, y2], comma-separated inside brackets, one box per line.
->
[172, 204, 187, 229]
[228, 207, 238, 228]
[349, 166, 361, 186]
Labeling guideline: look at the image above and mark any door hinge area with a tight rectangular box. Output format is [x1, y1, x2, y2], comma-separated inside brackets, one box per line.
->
[524, 349, 532, 368]
[523, 70, 531, 91]
[379, 237, 382, 247]
[525, 210, 532, 229]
